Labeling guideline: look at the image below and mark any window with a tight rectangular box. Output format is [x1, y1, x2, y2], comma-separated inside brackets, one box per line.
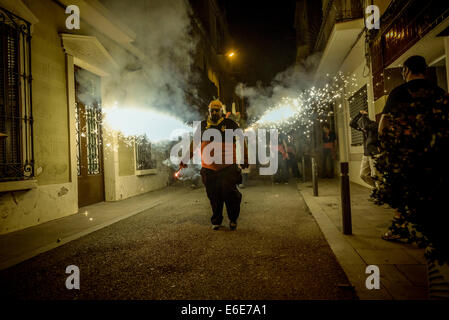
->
[135, 135, 155, 173]
[74, 66, 103, 177]
[0, 8, 33, 182]
[348, 85, 368, 146]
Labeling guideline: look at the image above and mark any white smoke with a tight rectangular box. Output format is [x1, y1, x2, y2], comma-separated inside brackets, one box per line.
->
[96, 0, 201, 141]
[238, 52, 322, 123]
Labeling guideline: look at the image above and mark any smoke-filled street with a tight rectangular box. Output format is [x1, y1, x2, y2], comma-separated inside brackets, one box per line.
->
[3, 0, 449, 309]
[0, 178, 356, 300]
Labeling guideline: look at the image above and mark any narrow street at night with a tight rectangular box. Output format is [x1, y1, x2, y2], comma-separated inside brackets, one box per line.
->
[0, 178, 356, 300]
[2, 0, 449, 311]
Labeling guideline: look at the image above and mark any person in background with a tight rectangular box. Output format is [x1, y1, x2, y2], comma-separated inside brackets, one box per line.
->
[286, 143, 300, 179]
[378, 55, 446, 241]
[273, 134, 289, 184]
[321, 123, 336, 179]
[350, 110, 379, 188]
[237, 135, 250, 188]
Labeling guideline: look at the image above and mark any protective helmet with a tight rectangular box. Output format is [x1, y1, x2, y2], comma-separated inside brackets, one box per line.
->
[208, 99, 223, 109]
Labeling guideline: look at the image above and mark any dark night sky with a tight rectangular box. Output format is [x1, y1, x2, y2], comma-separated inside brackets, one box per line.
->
[222, 0, 298, 86]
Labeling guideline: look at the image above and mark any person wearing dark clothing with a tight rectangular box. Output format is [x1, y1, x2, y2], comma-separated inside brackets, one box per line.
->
[321, 124, 336, 178]
[350, 110, 379, 187]
[200, 164, 242, 228]
[273, 135, 289, 184]
[379, 55, 446, 133]
[286, 144, 300, 178]
[378, 55, 447, 241]
[181, 100, 248, 231]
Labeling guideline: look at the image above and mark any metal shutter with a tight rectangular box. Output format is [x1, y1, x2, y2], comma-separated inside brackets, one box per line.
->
[348, 85, 368, 146]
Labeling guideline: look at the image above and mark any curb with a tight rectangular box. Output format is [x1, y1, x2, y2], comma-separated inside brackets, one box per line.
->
[296, 182, 394, 300]
[0, 201, 162, 271]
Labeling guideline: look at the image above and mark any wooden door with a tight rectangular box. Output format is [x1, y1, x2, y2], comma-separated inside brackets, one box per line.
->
[75, 66, 105, 207]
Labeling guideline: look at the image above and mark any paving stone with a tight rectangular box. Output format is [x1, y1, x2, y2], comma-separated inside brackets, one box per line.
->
[298, 179, 427, 300]
[356, 249, 420, 265]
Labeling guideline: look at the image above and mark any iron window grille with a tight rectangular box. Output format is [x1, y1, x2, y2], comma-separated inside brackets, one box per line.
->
[348, 85, 368, 146]
[135, 135, 154, 171]
[74, 67, 102, 177]
[0, 7, 33, 182]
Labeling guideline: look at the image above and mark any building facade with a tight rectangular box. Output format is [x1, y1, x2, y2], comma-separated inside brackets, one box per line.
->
[189, 0, 244, 121]
[296, 0, 449, 186]
[0, 0, 237, 234]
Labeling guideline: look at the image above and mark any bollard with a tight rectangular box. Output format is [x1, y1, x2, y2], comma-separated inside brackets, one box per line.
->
[341, 162, 352, 235]
[311, 157, 318, 197]
[302, 156, 306, 183]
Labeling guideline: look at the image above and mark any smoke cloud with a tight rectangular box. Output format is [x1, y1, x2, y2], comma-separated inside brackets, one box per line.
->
[238, 53, 322, 123]
[88, 0, 202, 142]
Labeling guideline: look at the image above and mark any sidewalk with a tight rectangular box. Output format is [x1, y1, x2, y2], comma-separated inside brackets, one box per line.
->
[298, 179, 428, 300]
[0, 185, 187, 271]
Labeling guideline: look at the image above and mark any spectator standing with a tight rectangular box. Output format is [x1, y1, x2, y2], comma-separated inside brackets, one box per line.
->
[378, 55, 446, 241]
[321, 123, 336, 179]
[286, 143, 300, 178]
[273, 134, 289, 184]
[350, 110, 379, 188]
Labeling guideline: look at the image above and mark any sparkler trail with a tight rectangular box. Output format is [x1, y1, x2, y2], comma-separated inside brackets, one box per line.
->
[246, 72, 363, 138]
[103, 104, 192, 143]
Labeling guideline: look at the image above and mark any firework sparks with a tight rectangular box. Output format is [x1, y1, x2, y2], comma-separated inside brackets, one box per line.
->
[103, 105, 192, 143]
[247, 72, 361, 138]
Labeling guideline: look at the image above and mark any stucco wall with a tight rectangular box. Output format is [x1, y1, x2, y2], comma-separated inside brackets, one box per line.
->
[118, 135, 135, 177]
[26, 0, 71, 185]
[0, 183, 77, 234]
[0, 0, 79, 234]
[116, 139, 170, 200]
[0, 0, 172, 234]
[115, 170, 170, 201]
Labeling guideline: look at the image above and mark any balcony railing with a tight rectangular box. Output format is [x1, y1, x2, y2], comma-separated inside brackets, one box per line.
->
[314, 0, 364, 52]
[370, 0, 449, 100]
[0, 7, 34, 182]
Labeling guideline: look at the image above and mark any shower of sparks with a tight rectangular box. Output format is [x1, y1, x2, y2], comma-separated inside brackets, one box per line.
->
[103, 105, 192, 143]
[248, 71, 362, 139]
[256, 103, 299, 124]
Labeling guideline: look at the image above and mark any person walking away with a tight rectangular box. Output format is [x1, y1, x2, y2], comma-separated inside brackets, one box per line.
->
[350, 110, 379, 188]
[378, 55, 446, 241]
[321, 123, 336, 178]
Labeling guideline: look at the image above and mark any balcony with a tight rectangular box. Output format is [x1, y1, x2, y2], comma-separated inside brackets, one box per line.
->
[313, 0, 365, 77]
[314, 0, 364, 53]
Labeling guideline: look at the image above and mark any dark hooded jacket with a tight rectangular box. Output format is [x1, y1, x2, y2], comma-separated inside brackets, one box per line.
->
[350, 113, 379, 156]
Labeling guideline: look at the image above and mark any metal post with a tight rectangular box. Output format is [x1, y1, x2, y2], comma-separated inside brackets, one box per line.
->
[341, 162, 352, 235]
[312, 157, 318, 196]
[302, 156, 306, 182]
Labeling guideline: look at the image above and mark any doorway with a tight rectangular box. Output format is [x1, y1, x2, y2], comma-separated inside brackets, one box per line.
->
[75, 66, 105, 207]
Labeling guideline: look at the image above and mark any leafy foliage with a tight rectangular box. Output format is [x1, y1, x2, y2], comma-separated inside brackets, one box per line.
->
[372, 94, 449, 265]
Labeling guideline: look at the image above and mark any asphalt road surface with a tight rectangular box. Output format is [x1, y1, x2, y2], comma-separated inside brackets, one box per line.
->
[0, 178, 357, 300]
